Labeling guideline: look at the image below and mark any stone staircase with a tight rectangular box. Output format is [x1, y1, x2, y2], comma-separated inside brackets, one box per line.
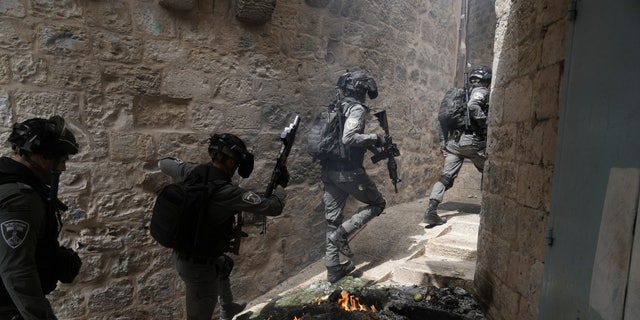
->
[242, 161, 483, 313]
[383, 210, 480, 293]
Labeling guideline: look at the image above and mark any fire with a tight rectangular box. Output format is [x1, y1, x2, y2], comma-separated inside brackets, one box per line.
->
[293, 317, 302, 320]
[337, 291, 377, 312]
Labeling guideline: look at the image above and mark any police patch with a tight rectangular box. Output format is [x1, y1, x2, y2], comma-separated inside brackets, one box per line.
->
[241, 191, 262, 205]
[345, 118, 359, 130]
[1, 220, 29, 249]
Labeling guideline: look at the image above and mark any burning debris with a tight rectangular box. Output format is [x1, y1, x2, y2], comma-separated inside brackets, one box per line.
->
[237, 277, 485, 320]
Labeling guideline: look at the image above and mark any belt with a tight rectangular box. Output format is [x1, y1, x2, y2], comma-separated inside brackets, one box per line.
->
[176, 252, 218, 265]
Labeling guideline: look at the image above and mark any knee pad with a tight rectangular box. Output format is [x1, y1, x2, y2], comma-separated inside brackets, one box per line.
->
[439, 174, 455, 190]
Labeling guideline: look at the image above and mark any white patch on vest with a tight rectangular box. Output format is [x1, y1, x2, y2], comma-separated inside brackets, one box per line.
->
[1, 220, 29, 249]
[242, 191, 262, 205]
[345, 118, 359, 130]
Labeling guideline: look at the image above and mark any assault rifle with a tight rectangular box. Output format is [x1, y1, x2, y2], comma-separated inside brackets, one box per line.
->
[369, 110, 401, 192]
[253, 114, 301, 235]
[463, 71, 471, 129]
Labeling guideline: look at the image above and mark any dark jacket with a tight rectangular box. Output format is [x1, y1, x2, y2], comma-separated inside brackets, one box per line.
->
[0, 157, 59, 319]
[158, 159, 286, 257]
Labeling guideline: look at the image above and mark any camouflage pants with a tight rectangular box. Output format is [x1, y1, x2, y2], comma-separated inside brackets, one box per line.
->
[429, 133, 486, 203]
[321, 167, 386, 267]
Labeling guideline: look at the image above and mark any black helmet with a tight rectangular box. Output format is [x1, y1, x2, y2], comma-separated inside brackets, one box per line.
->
[8, 116, 79, 158]
[336, 70, 378, 100]
[208, 133, 254, 178]
[469, 66, 492, 82]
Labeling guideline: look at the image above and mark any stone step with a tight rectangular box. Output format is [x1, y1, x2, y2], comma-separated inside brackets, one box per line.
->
[423, 220, 479, 261]
[388, 257, 476, 293]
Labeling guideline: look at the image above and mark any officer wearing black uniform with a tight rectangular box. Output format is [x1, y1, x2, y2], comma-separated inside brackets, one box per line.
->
[158, 133, 288, 320]
[321, 70, 387, 283]
[0, 116, 82, 320]
[423, 66, 492, 226]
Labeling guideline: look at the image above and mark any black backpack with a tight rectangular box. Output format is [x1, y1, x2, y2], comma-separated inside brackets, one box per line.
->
[437, 87, 469, 135]
[150, 166, 226, 254]
[307, 100, 353, 161]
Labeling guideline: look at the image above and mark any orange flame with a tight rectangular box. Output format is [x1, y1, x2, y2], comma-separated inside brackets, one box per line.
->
[293, 317, 302, 320]
[336, 291, 376, 312]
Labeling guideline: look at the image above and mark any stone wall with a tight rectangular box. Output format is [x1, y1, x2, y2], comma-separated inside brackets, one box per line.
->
[0, 0, 465, 318]
[475, 0, 570, 319]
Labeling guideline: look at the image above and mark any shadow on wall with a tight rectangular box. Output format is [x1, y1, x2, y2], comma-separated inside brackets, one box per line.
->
[159, 0, 277, 25]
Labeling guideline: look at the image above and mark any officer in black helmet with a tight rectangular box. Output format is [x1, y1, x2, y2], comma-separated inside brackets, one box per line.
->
[0, 116, 82, 320]
[321, 70, 387, 283]
[423, 66, 492, 227]
[158, 133, 289, 320]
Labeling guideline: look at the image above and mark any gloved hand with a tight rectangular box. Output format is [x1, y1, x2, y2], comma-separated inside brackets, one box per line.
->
[276, 166, 290, 188]
[56, 246, 82, 283]
[375, 135, 384, 148]
[440, 141, 448, 157]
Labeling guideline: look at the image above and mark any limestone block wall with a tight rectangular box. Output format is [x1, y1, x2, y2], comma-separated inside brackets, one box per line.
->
[475, 0, 570, 319]
[0, 0, 464, 318]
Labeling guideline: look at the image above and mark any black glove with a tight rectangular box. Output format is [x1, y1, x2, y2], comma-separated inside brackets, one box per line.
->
[375, 135, 384, 148]
[276, 166, 290, 188]
[56, 246, 82, 283]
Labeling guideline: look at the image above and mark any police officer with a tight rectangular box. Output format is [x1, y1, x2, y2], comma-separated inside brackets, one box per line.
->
[0, 116, 82, 320]
[423, 66, 492, 226]
[321, 70, 387, 283]
[158, 133, 288, 320]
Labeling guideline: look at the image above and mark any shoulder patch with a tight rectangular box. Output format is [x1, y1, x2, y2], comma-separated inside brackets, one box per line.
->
[345, 117, 359, 130]
[241, 191, 262, 205]
[1, 220, 29, 249]
[471, 90, 484, 100]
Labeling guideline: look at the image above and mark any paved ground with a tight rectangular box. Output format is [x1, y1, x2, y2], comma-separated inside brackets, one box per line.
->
[241, 192, 482, 315]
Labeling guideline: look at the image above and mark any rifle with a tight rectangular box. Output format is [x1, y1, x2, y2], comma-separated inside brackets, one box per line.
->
[256, 114, 301, 235]
[369, 110, 402, 192]
[231, 213, 246, 255]
[463, 71, 471, 129]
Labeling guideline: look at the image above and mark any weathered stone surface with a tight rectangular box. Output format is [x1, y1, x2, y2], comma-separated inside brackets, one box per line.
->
[0, 19, 32, 50]
[48, 57, 102, 91]
[159, 0, 196, 11]
[103, 65, 161, 95]
[85, 0, 133, 33]
[31, 0, 82, 19]
[37, 24, 91, 56]
[0, 0, 26, 18]
[0, 92, 12, 127]
[10, 53, 47, 84]
[93, 31, 143, 63]
[132, 4, 176, 37]
[13, 91, 80, 122]
[133, 95, 189, 128]
[0, 0, 504, 319]
[235, 0, 277, 25]
[88, 279, 134, 312]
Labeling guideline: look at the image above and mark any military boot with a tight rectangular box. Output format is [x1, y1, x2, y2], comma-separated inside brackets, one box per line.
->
[327, 261, 355, 283]
[328, 226, 354, 258]
[423, 199, 447, 227]
[220, 301, 247, 320]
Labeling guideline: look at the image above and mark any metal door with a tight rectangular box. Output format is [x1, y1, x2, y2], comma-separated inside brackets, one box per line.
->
[539, 0, 640, 319]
